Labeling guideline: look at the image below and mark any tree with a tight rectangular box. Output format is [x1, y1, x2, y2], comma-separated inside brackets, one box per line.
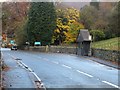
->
[64, 20, 84, 43]
[90, 30, 105, 41]
[53, 8, 84, 45]
[27, 2, 56, 45]
[15, 18, 28, 46]
[2, 2, 30, 38]
[108, 2, 120, 37]
[80, 5, 98, 30]
[90, 1, 99, 10]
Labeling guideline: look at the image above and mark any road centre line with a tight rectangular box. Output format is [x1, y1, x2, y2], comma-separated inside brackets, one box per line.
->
[6, 52, 119, 89]
[102, 81, 120, 89]
[43, 58, 49, 61]
[62, 64, 72, 69]
[76, 70, 93, 78]
[52, 61, 59, 64]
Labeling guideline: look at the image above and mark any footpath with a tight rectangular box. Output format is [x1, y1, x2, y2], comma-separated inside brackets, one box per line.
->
[1, 53, 35, 88]
[84, 56, 120, 69]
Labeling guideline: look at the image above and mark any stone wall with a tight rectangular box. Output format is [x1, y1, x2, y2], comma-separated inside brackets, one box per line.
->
[27, 46, 77, 54]
[91, 48, 120, 62]
[23, 46, 119, 62]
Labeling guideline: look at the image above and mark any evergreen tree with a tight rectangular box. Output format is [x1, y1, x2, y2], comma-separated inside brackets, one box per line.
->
[27, 2, 56, 45]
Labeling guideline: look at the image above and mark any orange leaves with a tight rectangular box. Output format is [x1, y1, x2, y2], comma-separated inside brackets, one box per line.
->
[2, 34, 7, 40]
[2, 2, 30, 37]
[55, 29, 60, 33]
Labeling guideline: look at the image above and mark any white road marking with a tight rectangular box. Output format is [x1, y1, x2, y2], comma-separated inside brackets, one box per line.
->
[97, 78, 100, 80]
[17, 61, 23, 67]
[76, 70, 93, 78]
[1, 52, 3, 59]
[4, 53, 46, 88]
[5, 52, 119, 89]
[44, 58, 49, 61]
[9, 54, 16, 59]
[97, 63, 105, 67]
[102, 81, 120, 89]
[52, 61, 59, 64]
[62, 64, 72, 69]
[8, 53, 18, 60]
[32, 72, 42, 82]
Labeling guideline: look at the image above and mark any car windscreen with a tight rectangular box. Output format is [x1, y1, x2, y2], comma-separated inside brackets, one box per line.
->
[13, 46, 17, 48]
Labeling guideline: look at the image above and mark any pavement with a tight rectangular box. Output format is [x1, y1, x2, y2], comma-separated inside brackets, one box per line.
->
[83, 56, 120, 69]
[1, 48, 35, 88]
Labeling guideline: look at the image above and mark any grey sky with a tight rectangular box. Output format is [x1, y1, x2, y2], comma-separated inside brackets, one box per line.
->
[0, 0, 119, 2]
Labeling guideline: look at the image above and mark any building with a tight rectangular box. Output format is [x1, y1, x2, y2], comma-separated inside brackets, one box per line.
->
[77, 29, 92, 56]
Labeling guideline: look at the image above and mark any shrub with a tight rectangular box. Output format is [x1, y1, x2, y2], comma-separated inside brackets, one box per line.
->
[90, 30, 105, 41]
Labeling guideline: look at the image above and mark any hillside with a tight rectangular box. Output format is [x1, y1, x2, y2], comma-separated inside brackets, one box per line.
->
[55, 2, 89, 10]
[92, 37, 119, 51]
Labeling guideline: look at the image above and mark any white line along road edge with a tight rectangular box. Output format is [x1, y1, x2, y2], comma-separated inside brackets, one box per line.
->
[102, 81, 120, 89]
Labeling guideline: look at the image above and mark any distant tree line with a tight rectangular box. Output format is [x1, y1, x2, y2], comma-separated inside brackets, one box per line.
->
[21, 2, 84, 45]
[80, 2, 120, 41]
[2, 2, 120, 46]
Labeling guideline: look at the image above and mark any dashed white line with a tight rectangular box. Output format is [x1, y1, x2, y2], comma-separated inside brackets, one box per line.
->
[43, 58, 49, 61]
[97, 78, 100, 81]
[76, 70, 93, 78]
[6, 53, 119, 89]
[52, 61, 59, 64]
[62, 64, 72, 69]
[102, 81, 120, 89]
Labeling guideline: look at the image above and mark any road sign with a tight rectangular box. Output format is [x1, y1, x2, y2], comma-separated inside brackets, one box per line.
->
[10, 40, 15, 45]
[34, 42, 41, 46]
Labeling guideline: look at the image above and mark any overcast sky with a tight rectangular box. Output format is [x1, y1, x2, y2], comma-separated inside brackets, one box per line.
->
[0, 0, 119, 2]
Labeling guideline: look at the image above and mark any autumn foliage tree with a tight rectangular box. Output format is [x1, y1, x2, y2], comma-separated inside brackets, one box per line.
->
[2, 2, 29, 36]
[53, 8, 84, 45]
[2, 2, 30, 45]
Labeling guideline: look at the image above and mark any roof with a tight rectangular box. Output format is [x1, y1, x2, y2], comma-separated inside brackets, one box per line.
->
[77, 29, 92, 42]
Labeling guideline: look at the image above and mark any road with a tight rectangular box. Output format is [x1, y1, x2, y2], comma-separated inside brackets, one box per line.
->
[1, 48, 119, 89]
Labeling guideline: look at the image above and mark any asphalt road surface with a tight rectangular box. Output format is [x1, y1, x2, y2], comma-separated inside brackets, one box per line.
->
[1, 48, 119, 89]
